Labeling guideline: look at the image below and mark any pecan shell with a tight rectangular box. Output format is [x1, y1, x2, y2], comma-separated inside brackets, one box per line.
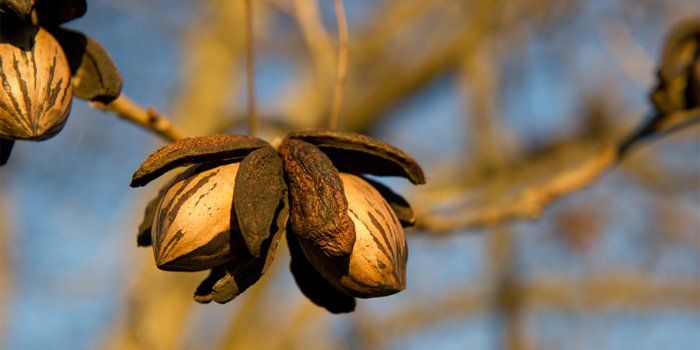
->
[300, 173, 407, 298]
[151, 162, 240, 271]
[0, 24, 72, 141]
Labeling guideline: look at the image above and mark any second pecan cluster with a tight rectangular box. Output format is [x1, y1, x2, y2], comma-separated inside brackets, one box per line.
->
[132, 129, 425, 313]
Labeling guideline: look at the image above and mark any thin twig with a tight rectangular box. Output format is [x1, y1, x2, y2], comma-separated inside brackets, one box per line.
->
[328, 0, 349, 130]
[245, 0, 259, 137]
[92, 94, 188, 142]
[293, 0, 335, 82]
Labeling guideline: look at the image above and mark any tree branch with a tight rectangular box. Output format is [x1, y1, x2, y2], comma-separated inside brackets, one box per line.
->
[244, 0, 259, 137]
[415, 141, 618, 233]
[361, 275, 700, 343]
[92, 94, 189, 142]
[327, 0, 349, 130]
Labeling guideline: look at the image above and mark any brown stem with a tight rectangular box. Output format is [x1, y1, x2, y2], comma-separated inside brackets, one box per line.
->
[245, 0, 259, 137]
[328, 0, 349, 130]
[92, 95, 188, 142]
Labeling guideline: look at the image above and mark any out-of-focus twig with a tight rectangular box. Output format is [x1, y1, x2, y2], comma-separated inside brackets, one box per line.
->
[363, 275, 700, 343]
[216, 256, 283, 350]
[270, 301, 324, 350]
[92, 95, 189, 142]
[244, 0, 259, 137]
[417, 33, 699, 234]
[292, 0, 335, 82]
[619, 108, 700, 155]
[327, 0, 349, 130]
[416, 141, 618, 233]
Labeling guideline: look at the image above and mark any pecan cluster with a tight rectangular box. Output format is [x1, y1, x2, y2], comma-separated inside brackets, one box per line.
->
[0, 0, 122, 164]
[132, 130, 425, 313]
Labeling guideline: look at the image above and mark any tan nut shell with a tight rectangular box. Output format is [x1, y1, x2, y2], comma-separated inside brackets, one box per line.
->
[152, 162, 240, 271]
[301, 173, 408, 298]
[0, 26, 72, 140]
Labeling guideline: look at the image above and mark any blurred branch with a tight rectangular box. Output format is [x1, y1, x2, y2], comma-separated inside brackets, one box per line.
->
[619, 108, 700, 155]
[328, 0, 349, 130]
[93, 94, 189, 142]
[292, 0, 335, 82]
[271, 300, 324, 350]
[412, 12, 700, 236]
[104, 263, 203, 350]
[342, 0, 548, 132]
[244, 0, 259, 137]
[364, 275, 700, 343]
[415, 141, 618, 233]
[216, 256, 283, 350]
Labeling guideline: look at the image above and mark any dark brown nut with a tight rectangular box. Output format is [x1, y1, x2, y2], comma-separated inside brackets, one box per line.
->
[194, 194, 288, 304]
[234, 146, 286, 257]
[0, 138, 13, 165]
[151, 162, 240, 272]
[131, 134, 268, 187]
[652, 19, 700, 113]
[287, 129, 426, 185]
[0, 25, 72, 141]
[34, 0, 86, 26]
[287, 230, 356, 313]
[0, 0, 35, 18]
[300, 173, 408, 298]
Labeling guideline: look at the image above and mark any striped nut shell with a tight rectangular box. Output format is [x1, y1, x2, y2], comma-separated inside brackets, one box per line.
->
[0, 25, 72, 140]
[300, 173, 408, 298]
[151, 162, 240, 272]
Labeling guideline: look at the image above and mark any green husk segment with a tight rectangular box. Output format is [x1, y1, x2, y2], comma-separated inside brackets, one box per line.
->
[131, 134, 268, 187]
[287, 231, 356, 314]
[287, 129, 426, 185]
[234, 146, 286, 257]
[51, 28, 122, 103]
[193, 195, 288, 304]
[363, 177, 416, 227]
[279, 138, 356, 258]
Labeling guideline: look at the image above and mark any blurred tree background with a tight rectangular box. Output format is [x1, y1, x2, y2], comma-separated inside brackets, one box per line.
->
[1, 0, 699, 349]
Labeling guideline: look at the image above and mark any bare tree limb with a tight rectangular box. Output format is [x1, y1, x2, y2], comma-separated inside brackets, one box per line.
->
[363, 276, 700, 343]
[92, 94, 189, 142]
[415, 141, 618, 233]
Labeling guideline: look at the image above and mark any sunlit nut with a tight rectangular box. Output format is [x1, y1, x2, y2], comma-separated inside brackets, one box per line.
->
[301, 173, 408, 298]
[152, 162, 240, 271]
[0, 24, 72, 140]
